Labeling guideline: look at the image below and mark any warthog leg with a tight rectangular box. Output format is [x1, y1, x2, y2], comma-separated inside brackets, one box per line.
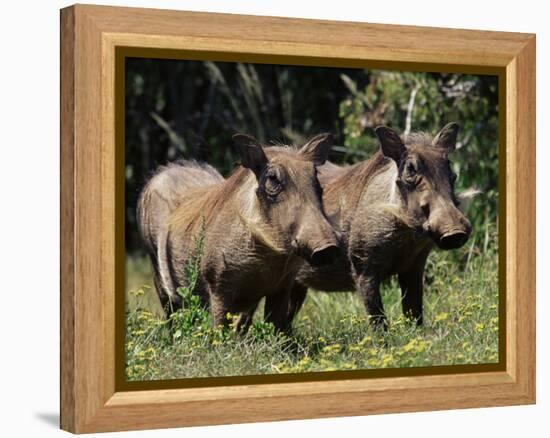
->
[287, 282, 308, 326]
[209, 291, 232, 328]
[398, 255, 428, 326]
[235, 301, 260, 333]
[354, 273, 387, 329]
[264, 289, 293, 333]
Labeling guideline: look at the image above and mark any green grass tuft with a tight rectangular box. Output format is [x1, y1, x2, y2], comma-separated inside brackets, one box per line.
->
[125, 225, 499, 381]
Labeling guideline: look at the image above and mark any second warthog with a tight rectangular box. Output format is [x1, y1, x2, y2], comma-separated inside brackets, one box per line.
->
[137, 133, 339, 331]
[273, 123, 473, 329]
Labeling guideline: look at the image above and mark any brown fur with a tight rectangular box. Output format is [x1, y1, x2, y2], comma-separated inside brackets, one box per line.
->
[137, 134, 339, 331]
[168, 167, 250, 234]
[322, 150, 387, 230]
[269, 123, 473, 329]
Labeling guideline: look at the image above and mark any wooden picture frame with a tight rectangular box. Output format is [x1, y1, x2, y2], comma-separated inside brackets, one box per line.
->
[60, 4, 536, 433]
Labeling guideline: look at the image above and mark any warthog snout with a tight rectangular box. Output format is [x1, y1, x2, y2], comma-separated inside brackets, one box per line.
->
[309, 243, 340, 267]
[438, 229, 470, 250]
[421, 195, 472, 251]
[422, 213, 472, 250]
[293, 202, 340, 267]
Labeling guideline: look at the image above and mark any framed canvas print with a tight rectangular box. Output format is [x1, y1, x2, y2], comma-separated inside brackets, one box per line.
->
[60, 4, 536, 434]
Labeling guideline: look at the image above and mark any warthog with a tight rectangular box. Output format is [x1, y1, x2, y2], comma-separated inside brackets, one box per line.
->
[137, 133, 339, 331]
[270, 123, 472, 329]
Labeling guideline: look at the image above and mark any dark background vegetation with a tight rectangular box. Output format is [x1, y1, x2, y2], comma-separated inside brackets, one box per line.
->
[125, 58, 498, 254]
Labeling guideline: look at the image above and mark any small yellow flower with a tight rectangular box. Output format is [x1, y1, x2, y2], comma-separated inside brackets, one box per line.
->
[144, 347, 156, 359]
[358, 336, 372, 346]
[131, 364, 146, 371]
[434, 312, 449, 323]
[273, 363, 287, 373]
[415, 340, 428, 353]
[403, 339, 418, 353]
[475, 323, 485, 332]
[322, 344, 342, 356]
[382, 354, 394, 366]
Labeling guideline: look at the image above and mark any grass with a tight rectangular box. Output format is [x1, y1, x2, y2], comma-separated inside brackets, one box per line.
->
[125, 225, 499, 381]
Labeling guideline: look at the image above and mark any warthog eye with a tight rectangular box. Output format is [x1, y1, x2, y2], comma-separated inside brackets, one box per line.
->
[264, 170, 283, 199]
[405, 162, 417, 177]
[421, 203, 430, 218]
[402, 161, 419, 187]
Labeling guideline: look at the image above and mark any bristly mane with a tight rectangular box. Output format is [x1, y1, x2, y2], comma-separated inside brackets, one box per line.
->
[168, 145, 304, 235]
[168, 166, 250, 234]
[324, 149, 388, 209]
[324, 131, 436, 213]
[404, 132, 434, 147]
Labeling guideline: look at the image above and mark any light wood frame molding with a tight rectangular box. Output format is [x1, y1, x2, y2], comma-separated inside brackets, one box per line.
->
[60, 4, 536, 433]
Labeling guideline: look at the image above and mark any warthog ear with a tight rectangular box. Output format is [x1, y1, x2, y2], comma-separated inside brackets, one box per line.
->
[433, 122, 460, 153]
[299, 133, 333, 165]
[375, 126, 406, 163]
[233, 133, 269, 178]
